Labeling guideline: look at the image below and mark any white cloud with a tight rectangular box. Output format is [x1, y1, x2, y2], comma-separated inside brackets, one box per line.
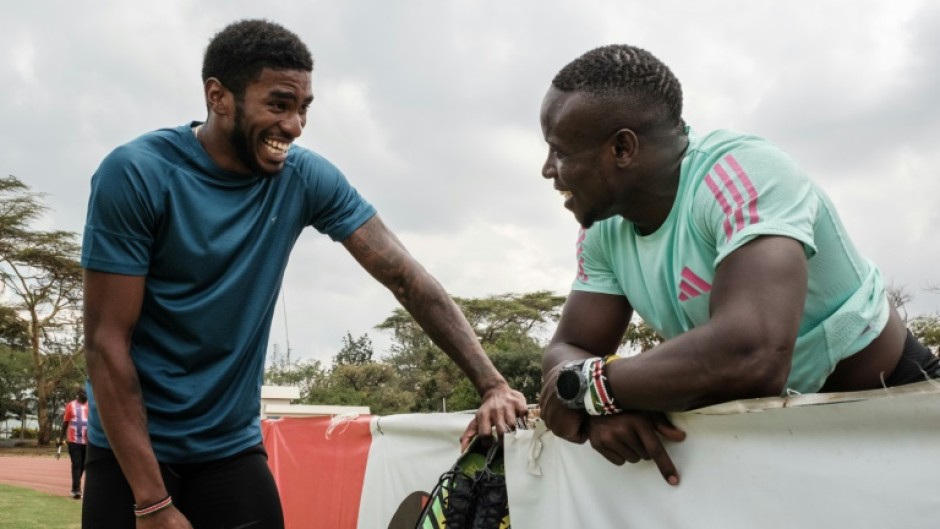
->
[2, 0, 938, 366]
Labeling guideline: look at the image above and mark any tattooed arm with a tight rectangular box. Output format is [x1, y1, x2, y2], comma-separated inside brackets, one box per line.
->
[342, 215, 527, 444]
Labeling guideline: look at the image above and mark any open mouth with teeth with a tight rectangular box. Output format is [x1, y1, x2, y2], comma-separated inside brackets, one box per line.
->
[263, 137, 290, 155]
[559, 190, 572, 199]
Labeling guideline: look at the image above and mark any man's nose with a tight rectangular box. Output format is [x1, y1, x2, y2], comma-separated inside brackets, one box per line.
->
[282, 113, 304, 138]
[541, 157, 556, 179]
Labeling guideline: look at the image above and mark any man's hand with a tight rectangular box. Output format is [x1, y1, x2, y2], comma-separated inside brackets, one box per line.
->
[136, 505, 194, 529]
[459, 384, 528, 451]
[538, 363, 588, 444]
[586, 411, 686, 486]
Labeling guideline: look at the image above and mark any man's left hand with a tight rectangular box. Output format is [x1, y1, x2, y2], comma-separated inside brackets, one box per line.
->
[459, 384, 528, 451]
[586, 411, 686, 485]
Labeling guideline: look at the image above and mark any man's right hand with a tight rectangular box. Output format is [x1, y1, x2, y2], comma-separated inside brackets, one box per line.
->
[539, 363, 587, 444]
[586, 411, 685, 486]
[137, 505, 193, 529]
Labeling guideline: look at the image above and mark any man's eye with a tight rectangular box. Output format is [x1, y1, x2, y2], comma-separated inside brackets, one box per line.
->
[271, 102, 288, 111]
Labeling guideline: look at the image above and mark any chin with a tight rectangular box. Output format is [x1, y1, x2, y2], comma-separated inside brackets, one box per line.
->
[574, 212, 595, 229]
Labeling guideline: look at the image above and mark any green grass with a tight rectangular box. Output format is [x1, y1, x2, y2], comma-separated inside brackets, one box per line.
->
[0, 484, 81, 529]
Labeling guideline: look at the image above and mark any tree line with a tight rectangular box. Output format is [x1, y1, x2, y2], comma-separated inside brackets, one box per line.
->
[2, 175, 939, 443]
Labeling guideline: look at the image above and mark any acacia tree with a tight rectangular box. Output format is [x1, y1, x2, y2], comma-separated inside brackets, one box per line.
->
[456, 291, 565, 405]
[377, 291, 566, 411]
[0, 176, 84, 444]
[333, 331, 374, 366]
[377, 308, 464, 412]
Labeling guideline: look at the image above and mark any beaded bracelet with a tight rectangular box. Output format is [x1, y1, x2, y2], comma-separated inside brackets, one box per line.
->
[134, 495, 173, 518]
[584, 355, 623, 416]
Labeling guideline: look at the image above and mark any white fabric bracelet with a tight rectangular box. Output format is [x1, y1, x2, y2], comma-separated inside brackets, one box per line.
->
[583, 358, 604, 416]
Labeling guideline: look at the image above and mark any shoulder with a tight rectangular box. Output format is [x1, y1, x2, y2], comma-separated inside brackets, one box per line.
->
[685, 129, 808, 184]
[684, 128, 817, 215]
[683, 129, 823, 258]
[96, 126, 192, 180]
[282, 144, 360, 199]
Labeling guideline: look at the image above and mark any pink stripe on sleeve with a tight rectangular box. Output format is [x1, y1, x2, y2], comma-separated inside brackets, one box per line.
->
[704, 174, 734, 241]
[713, 163, 746, 232]
[724, 154, 760, 224]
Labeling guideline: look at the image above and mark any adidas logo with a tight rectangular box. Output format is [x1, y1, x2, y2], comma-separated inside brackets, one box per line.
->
[678, 267, 711, 301]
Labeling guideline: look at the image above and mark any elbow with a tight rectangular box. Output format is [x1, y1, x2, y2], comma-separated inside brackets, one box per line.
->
[83, 331, 132, 381]
[83, 340, 107, 381]
[732, 344, 793, 398]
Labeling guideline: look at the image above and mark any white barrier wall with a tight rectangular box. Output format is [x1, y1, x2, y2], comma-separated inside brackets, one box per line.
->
[503, 381, 940, 529]
[270, 381, 940, 528]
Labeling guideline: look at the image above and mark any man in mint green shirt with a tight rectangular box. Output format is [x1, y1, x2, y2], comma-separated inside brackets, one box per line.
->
[538, 44, 938, 487]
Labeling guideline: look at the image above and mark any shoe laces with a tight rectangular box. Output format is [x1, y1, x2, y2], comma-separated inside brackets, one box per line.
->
[442, 470, 477, 528]
[469, 470, 508, 529]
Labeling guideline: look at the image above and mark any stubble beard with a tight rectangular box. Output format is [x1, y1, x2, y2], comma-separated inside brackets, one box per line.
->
[230, 100, 275, 177]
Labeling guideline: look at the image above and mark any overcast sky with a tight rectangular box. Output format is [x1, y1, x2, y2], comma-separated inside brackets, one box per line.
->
[3, 0, 938, 366]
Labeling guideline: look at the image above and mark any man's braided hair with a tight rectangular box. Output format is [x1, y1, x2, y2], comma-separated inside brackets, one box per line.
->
[552, 44, 683, 127]
[202, 19, 314, 100]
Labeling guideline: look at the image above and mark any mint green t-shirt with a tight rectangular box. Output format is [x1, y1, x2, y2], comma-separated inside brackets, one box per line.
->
[573, 128, 888, 394]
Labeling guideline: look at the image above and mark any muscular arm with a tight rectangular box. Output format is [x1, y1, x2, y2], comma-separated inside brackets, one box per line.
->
[342, 216, 526, 435]
[548, 236, 807, 412]
[541, 237, 804, 483]
[83, 270, 169, 507]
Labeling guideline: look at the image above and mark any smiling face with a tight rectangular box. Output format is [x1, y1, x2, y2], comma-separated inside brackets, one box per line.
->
[540, 87, 623, 229]
[221, 68, 313, 176]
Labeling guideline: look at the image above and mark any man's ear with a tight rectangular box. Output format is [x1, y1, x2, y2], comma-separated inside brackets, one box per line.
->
[204, 78, 232, 117]
[611, 128, 639, 168]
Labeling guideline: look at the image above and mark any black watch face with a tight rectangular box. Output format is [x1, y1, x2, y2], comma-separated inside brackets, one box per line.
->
[556, 369, 582, 401]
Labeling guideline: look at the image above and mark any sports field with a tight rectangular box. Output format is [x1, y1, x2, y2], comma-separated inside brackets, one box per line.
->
[0, 452, 81, 528]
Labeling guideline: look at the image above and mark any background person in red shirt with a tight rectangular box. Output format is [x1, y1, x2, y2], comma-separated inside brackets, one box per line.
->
[58, 388, 89, 499]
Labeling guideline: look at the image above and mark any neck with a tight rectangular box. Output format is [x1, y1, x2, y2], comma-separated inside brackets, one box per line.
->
[194, 119, 243, 174]
[631, 132, 689, 235]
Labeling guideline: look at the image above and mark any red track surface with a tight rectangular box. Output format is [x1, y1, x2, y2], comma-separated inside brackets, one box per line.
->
[0, 455, 76, 498]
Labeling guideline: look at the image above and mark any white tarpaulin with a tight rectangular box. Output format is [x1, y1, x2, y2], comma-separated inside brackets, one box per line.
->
[357, 413, 472, 529]
[504, 381, 940, 529]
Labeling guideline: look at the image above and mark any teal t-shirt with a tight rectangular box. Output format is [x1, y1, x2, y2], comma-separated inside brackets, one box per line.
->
[574, 128, 888, 394]
[81, 123, 376, 462]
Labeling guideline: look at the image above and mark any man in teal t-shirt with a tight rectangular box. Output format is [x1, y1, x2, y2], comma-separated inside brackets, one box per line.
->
[80, 19, 526, 529]
[537, 44, 938, 488]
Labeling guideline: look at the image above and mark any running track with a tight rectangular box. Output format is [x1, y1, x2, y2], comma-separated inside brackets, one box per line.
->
[0, 455, 74, 497]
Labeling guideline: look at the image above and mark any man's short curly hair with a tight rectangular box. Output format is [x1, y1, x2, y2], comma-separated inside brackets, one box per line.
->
[202, 19, 314, 99]
[552, 44, 683, 127]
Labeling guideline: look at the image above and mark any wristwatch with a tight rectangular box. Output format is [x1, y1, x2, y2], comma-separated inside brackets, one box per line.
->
[555, 359, 588, 409]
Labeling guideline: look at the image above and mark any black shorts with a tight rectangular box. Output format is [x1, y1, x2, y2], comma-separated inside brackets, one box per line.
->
[884, 330, 940, 387]
[82, 442, 284, 529]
